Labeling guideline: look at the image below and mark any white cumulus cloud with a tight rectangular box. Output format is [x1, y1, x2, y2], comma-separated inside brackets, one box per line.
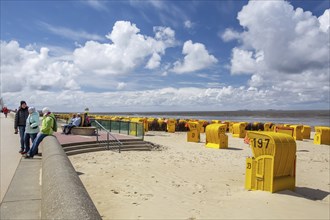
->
[225, 0, 329, 101]
[146, 53, 161, 69]
[230, 48, 263, 74]
[73, 21, 176, 75]
[233, 0, 329, 74]
[221, 28, 241, 42]
[1, 40, 80, 93]
[172, 40, 218, 74]
[318, 9, 330, 32]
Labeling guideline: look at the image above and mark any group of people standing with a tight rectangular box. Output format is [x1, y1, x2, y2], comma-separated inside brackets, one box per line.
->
[14, 101, 57, 159]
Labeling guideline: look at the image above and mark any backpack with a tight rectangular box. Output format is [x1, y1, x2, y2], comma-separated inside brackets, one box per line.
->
[50, 115, 58, 132]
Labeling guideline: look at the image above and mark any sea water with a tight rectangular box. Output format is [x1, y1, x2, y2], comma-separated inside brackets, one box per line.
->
[98, 110, 330, 128]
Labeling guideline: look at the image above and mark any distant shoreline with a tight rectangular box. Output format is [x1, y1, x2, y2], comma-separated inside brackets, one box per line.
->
[55, 109, 330, 118]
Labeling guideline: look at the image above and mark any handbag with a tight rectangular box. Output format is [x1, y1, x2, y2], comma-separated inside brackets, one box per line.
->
[30, 117, 38, 129]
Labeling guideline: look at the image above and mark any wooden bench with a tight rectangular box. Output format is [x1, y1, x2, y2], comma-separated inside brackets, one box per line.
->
[71, 127, 97, 136]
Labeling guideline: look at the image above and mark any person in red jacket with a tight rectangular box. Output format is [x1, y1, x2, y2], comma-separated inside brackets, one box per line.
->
[2, 106, 9, 118]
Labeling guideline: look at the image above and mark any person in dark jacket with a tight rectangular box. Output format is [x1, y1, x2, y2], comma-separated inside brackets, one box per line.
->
[14, 101, 29, 153]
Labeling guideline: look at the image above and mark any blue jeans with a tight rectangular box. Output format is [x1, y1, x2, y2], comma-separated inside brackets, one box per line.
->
[63, 124, 76, 134]
[28, 133, 47, 157]
[24, 133, 37, 153]
[18, 126, 26, 150]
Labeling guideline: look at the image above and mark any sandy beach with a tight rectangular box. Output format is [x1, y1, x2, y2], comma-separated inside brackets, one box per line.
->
[69, 131, 329, 219]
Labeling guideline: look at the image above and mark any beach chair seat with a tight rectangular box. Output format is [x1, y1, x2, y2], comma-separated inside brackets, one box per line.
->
[289, 125, 303, 140]
[187, 121, 200, 142]
[314, 126, 330, 145]
[301, 125, 311, 139]
[167, 119, 176, 133]
[232, 122, 247, 138]
[205, 124, 228, 149]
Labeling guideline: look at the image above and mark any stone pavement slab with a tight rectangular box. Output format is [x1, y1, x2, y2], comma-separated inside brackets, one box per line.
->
[0, 157, 41, 219]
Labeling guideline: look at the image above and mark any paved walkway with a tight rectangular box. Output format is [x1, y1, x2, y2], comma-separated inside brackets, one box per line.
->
[0, 113, 22, 202]
[0, 113, 42, 219]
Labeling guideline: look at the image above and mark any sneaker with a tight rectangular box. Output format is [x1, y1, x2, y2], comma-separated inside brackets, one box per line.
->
[21, 151, 27, 155]
[19, 149, 24, 153]
[24, 154, 33, 159]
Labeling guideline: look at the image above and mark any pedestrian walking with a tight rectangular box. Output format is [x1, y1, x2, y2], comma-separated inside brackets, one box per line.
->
[2, 106, 9, 118]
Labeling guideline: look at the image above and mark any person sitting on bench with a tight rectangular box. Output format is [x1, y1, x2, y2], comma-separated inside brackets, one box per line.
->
[62, 113, 81, 135]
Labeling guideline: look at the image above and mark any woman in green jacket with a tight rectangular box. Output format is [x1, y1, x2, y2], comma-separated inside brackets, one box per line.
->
[25, 107, 57, 159]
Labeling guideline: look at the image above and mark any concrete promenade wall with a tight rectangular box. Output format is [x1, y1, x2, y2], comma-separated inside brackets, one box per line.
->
[41, 136, 101, 219]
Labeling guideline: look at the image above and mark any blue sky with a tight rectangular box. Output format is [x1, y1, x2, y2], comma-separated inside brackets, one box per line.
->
[1, 0, 329, 112]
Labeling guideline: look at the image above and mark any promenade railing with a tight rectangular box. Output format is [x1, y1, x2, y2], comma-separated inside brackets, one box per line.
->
[93, 119, 123, 153]
[91, 119, 144, 140]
